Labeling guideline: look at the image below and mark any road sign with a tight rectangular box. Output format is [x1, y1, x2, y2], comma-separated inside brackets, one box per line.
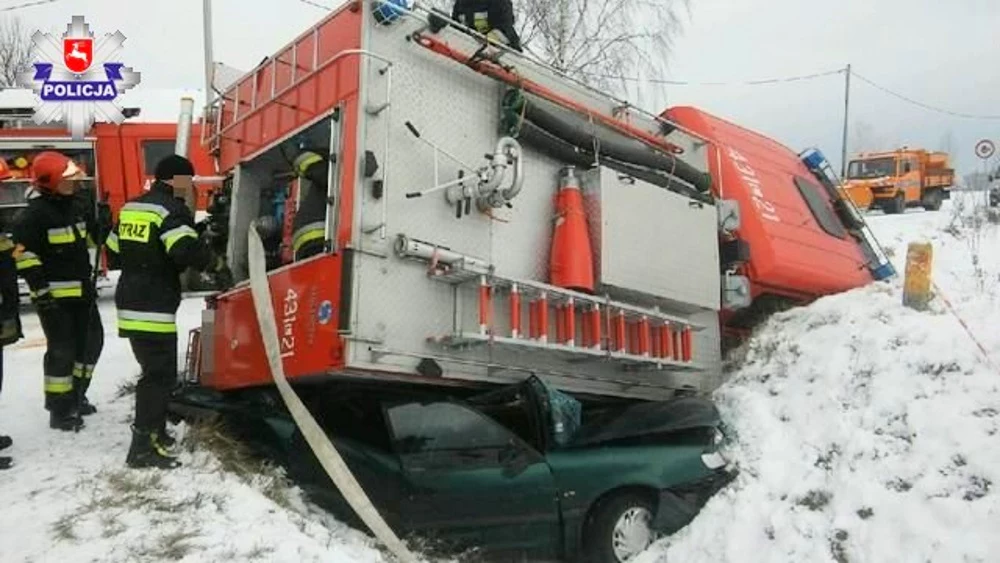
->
[975, 139, 995, 160]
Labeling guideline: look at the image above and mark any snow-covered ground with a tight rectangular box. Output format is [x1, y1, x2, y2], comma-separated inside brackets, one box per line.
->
[1, 193, 997, 562]
[639, 193, 1000, 563]
[0, 302, 391, 562]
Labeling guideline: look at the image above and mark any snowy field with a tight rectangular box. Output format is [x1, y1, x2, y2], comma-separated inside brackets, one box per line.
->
[1, 193, 998, 562]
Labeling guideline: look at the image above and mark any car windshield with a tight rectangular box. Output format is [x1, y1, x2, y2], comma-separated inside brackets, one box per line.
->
[847, 157, 896, 179]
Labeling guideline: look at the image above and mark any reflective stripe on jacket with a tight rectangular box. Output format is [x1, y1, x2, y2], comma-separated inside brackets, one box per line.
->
[109, 181, 214, 338]
[11, 192, 96, 302]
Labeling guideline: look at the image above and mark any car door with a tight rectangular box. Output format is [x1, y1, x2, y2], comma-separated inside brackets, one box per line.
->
[385, 399, 561, 557]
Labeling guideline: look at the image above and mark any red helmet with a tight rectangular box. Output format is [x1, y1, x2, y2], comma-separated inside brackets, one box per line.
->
[31, 151, 83, 191]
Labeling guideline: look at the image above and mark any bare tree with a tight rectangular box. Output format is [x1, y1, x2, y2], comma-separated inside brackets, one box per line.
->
[428, 0, 689, 94]
[849, 120, 885, 155]
[0, 16, 35, 89]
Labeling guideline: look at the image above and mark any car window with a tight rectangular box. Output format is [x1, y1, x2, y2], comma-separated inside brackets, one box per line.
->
[387, 401, 514, 454]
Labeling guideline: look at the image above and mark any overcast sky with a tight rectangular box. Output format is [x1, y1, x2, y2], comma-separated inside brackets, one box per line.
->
[11, 0, 1000, 174]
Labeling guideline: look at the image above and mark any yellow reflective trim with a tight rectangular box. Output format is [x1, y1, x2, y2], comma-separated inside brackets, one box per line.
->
[52, 287, 83, 298]
[161, 226, 197, 253]
[296, 153, 323, 175]
[47, 230, 76, 244]
[119, 220, 151, 242]
[105, 233, 120, 253]
[16, 257, 42, 270]
[119, 209, 164, 227]
[118, 319, 177, 334]
[293, 228, 324, 252]
[44, 377, 73, 394]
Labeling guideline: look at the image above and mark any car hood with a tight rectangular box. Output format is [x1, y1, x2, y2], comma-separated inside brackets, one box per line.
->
[568, 396, 721, 447]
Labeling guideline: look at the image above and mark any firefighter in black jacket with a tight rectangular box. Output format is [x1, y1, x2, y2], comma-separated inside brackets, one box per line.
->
[106, 154, 225, 469]
[1, 226, 24, 470]
[290, 150, 329, 261]
[12, 151, 103, 431]
[451, 0, 522, 51]
[107, 155, 225, 469]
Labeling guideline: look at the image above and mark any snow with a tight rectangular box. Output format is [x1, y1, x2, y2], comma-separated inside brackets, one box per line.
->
[638, 193, 1000, 563]
[2, 193, 998, 562]
[0, 299, 391, 562]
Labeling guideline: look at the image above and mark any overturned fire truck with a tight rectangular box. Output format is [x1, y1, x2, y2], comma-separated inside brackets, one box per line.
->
[173, 1, 894, 559]
[185, 0, 892, 400]
[192, 5, 736, 400]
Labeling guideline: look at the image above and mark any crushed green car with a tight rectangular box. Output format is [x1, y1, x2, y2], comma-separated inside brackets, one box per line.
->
[172, 376, 735, 562]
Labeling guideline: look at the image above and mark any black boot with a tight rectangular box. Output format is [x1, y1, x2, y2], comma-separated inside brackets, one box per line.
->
[75, 385, 97, 416]
[0, 435, 11, 450]
[0, 456, 10, 470]
[79, 396, 97, 416]
[50, 410, 83, 431]
[126, 426, 180, 469]
[154, 424, 176, 450]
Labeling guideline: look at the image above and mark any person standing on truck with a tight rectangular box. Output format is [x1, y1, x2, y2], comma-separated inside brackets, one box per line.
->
[0, 221, 24, 469]
[290, 150, 329, 261]
[11, 151, 104, 431]
[105, 154, 226, 469]
[450, 0, 522, 51]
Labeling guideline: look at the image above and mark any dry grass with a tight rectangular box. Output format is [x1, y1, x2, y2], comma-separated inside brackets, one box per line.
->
[181, 420, 294, 509]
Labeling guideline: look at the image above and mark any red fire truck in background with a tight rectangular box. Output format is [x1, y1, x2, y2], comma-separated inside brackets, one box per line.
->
[0, 89, 218, 293]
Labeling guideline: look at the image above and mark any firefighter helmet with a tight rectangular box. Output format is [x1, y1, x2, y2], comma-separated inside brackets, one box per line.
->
[31, 151, 83, 192]
[293, 150, 325, 178]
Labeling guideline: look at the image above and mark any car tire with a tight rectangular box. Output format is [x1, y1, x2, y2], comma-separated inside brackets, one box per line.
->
[583, 492, 658, 563]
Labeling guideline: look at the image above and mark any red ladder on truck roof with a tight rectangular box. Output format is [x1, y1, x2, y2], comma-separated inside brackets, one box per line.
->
[201, 4, 371, 170]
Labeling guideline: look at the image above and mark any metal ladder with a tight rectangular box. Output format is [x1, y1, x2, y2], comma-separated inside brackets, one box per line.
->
[396, 237, 704, 372]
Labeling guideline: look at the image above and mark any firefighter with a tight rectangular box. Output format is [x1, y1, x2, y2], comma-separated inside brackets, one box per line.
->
[12, 151, 103, 431]
[105, 154, 225, 469]
[1, 219, 24, 470]
[290, 150, 329, 261]
[450, 0, 522, 51]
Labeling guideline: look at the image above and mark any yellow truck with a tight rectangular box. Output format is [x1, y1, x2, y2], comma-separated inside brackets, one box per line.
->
[843, 148, 953, 213]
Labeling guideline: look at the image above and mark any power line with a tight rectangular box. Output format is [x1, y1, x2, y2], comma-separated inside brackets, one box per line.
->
[0, 0, 60, 12]
[851, 71, 1000, 120]
[295, 0, 334, 10]
[589, 67, 846, 86]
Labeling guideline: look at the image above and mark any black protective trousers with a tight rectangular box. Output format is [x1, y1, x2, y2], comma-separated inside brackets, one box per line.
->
[128, 337, 178, 432]
[37, 300, 104, 414]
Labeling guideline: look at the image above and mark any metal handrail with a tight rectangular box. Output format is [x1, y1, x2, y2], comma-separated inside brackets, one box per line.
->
[206, 47, 393, 148]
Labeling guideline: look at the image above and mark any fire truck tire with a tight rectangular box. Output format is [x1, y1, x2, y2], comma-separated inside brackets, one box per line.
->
[246, 228, 418, 563]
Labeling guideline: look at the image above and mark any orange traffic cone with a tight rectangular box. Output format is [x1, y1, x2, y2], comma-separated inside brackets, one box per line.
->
[549, 166, 594, 293]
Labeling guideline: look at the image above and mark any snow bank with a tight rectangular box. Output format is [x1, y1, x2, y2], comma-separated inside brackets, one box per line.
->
[639, 197, 1000, 562]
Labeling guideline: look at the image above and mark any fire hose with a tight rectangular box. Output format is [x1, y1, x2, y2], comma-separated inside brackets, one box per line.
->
[246, 227, 418, 562]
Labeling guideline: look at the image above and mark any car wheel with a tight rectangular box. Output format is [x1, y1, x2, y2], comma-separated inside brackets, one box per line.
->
[584, 492, 658, 563]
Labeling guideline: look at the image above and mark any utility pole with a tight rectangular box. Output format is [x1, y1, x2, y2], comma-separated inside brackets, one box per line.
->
[840, 63, 851, 178]
[203, 0, 214, 106]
